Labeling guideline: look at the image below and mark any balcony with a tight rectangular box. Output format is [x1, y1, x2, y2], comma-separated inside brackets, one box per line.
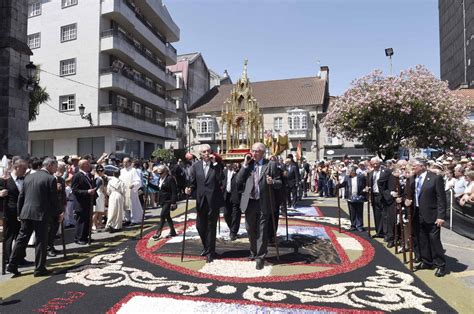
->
[143, 0, 179, 42]
[197, 133, 216, 142]
[288, 129, 309, 139]
[101, 30, 172, 85]
[99, 104, 176, 139]
[99, 68, 176, 114]
[165, 69, 176, 89]
[101, 0, 176, 64]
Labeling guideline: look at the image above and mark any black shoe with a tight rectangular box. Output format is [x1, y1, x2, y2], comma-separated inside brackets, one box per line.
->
[6, 264, 21, 276]
[357, 228, 365, 232]
[34, 269, 52, 277]
[248, 254, 256, 261]
[206, 254, 214, 263]
[75, 240, 88, 245]
[200, 249, 208, 257]
[230, 234, 237, 241]
[166, 231, 177, 238]
[152, 232, 162, 240]
[371, 234, 383, 239]
[256, 259, 264, 270]
[435, 266, 447, 277]
[387, 241, 395, 248]
[18, 259, 34, 267]
[47, 250, 57, 258]
[414, 262, 433, 271]
[349, 227, 357, 231]
[123, 221, 131, 226]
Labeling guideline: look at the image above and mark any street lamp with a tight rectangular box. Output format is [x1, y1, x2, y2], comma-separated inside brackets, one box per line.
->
[385, 48, 394, 75]
[20, 61, 39, 91]
[78, 104, 93, 126]
[188, 120, 192, 152]
[310, 113, 319, 160]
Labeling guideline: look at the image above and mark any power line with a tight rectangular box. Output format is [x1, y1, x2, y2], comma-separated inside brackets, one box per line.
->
[39, 68, 99, 90]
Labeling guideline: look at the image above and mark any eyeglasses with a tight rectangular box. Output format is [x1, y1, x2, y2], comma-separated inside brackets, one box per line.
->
[252, 150, 263, 153]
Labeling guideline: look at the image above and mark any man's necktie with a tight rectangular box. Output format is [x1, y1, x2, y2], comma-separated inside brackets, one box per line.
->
[204, 162, 209, 177]
[251, 164, 260, 199]
[416, 176, 422, 206]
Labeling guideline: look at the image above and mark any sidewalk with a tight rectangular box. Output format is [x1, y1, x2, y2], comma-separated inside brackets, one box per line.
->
[315, 195, 474, 313]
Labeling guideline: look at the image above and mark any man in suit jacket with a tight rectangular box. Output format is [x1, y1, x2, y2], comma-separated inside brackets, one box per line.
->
[367, 157, 388, 238]
[7, 158, 61, 276]
[236, 142, 282, 270]
[285, 154, 300, 208]
[185, 144, 225, 263]
[339, 166, 367, 231]
[0, 159, 29, 265]
[71, 159, 96, 245]
[153, 165, 177, 239]
[406, 158, 447, 277]
[222, 163, 242, 241]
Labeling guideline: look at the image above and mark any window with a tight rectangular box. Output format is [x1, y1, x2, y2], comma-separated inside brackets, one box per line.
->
[132, 101, 141, 114]
[62, 0, 78, 8]
[469, 111, 474, 123]
[61, 23, 77, 42]
[273, 117, 283, 130]
[28, 1, 41, 17]
[155, 112, 164, 123]
[31, 139, 53, 157]
[60, 58, 76, 76]
[117, 95, 127, 108]
[145, 107, 153, 118]
[287, 109, 308, 130]
[145, 77, 154, 88]
[59, 95, 75, 111]
[197, 117, 214, 134]
[78, 137, 105, 157]
[28, 32, 41, 49]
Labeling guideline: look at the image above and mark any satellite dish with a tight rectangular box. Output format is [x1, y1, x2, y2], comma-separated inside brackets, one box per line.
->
[327, 150, 335, 155]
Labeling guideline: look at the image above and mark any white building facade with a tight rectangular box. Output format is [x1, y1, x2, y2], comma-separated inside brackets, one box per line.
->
[27, 0, 179, 158]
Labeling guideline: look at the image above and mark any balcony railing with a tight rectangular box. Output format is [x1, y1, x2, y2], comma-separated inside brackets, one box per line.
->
[123, 0, 169, 46]
[100, 103, 166, 126]
[288, 129, 308, 138]
[166, 42, 177, 54]
[101, 29, 166, 71]
[100, 67, 166, 99]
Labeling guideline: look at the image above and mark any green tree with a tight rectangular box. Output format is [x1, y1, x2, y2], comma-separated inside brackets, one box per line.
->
[324, 66, 473, 159]
[29, 82, 49, 122]
[151, 148, 175, 162]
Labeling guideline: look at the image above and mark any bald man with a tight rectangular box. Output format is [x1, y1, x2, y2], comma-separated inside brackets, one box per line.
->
[71, 159, 96, 245]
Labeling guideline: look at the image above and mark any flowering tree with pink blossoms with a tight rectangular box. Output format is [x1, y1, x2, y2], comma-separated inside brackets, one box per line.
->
[324, 66, 473, 159]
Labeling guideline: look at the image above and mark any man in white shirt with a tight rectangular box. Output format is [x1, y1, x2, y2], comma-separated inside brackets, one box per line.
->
[453, 166, 468, 198]
[223, 163, 242, 241]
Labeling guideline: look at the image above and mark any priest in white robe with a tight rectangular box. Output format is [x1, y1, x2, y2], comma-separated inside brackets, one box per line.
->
[120, 157, 143, 224]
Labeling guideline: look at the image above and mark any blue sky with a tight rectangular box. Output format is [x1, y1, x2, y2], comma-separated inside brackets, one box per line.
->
[165, 0, 440, 96]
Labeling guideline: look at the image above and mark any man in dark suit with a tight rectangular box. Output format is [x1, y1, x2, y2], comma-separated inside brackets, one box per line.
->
[378, 165, 402, 248]
[0, 159, 29, 266]
[7, 158, 61, 277]
[338, 166, 367, 231]
[367, 157, 387, 238]
[222, 163, 241, 241]
[285, 154, 300, 208]
[236, 142, 282, 270]
[71, 159, 96, 245]
[406, 158, 447, 277]
[185, 144, 224, 263]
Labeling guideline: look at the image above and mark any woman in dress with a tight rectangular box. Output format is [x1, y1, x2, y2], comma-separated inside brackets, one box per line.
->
[92, 164, 106, 230]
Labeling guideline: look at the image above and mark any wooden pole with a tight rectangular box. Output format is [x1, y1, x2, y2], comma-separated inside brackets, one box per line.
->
[180, 194, 189, 262]
[140, 173, 150, 239]
[1, 198, 6, 275]
[336, 171, 341, 233]
[408, 202, 414, 271]
[394, 177, 400, 255]
[366, 173, 371, 236]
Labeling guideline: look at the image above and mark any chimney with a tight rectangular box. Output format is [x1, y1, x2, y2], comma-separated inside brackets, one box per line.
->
[320, 66, 329, 81]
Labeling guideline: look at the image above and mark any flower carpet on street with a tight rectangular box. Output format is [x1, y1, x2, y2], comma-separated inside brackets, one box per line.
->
[0, 202, 453, 313]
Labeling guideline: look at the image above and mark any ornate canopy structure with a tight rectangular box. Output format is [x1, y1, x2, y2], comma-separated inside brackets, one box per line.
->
[221, 60, 263, 157]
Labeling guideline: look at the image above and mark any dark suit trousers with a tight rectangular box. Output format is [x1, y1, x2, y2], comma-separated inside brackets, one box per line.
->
[245, 199, 270, 259]
[48, 216, 60, 250]
[348, 201, 364, 230]
[224, 193, 241, 236]
[418, 217, 446, 267]
[157, 202, 175, 233]
[383, 203, 397, 242]
[196, 200, 218, 255]
[3, 210, 21, 263]
[372, 193, 384, 236]
[75, 208, 91, 242]
[10, 219, 48, 272]
[287, 184, 298, 206]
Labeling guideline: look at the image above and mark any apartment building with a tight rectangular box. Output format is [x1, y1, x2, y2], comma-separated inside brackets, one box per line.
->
[27, 0, 179, 158]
